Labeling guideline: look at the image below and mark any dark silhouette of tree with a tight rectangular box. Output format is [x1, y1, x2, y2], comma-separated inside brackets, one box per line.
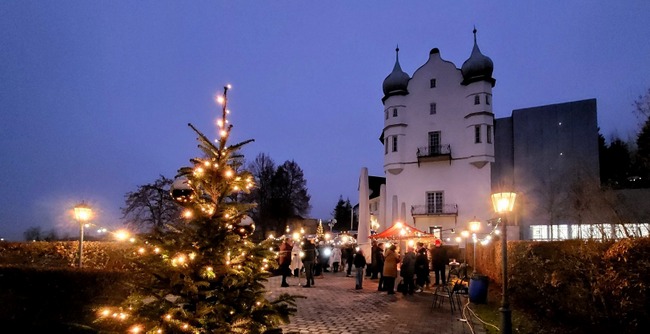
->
[608, 138, 632, 185]
[245, 156, 311, 238]
[121, 175, 183, 232]
[245, 153, 277, 238]
[331, 195, 352, 231]
[635, 117, 650, 180]
[23, 226, 42, 241]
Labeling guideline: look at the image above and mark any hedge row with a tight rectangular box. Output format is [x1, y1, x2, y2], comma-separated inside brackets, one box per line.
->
[476, 238, 650, 333]
[0, 241, 137, 271]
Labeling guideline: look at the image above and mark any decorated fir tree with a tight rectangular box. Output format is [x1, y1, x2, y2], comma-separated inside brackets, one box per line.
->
[316, 220, 324, 238]
[96, 85, 297, 333]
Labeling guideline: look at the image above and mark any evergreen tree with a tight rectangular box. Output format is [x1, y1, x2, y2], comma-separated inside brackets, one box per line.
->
[331, 195, 352, 231]
[636, 116, 650, 180]
[608, 137, 632, 185]
[245, 157, 311, 237]
[96, 86, 297, 333]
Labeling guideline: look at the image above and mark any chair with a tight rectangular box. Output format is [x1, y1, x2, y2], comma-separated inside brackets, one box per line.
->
[431, 283, 457, 313]
[431, 264, 468, 313]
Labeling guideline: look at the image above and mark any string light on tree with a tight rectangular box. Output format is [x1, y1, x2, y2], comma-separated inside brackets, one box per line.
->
[94, 84, 298, 333]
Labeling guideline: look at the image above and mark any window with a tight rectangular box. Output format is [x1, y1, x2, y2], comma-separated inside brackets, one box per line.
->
[426, 192, 443, 214]
[392, 136, 398, 152]
[429, 226, 442, 238]
[474, 95, 480, 105]
[430, 78, 436, 88]
[486, 95, 491, 105]
[474, 125, 481, 143]
[430, 103, 437, 115]
[393, 108, 398, 117]
[384, 139, 388, 154]
[428, 131, 441, 154]
[385, 110, 389, 120]
[487, 125, 493, 144]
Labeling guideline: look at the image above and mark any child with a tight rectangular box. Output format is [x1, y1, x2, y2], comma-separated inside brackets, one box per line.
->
[353, 249, 367, 290]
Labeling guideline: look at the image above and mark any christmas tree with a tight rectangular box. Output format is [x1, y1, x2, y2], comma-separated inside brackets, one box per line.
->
[96, 85, 298, 333]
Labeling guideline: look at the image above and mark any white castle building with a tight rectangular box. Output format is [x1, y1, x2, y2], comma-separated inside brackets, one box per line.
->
[366, 29, 496, 242]
[357, 29, 602, 244]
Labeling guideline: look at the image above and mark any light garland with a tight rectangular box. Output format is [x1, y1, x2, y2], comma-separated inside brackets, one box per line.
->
[94, 84, 286, 333]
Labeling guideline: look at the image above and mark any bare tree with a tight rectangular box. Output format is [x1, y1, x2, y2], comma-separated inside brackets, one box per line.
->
[23, 226, 42, 241]
[121, 175, 183, 232]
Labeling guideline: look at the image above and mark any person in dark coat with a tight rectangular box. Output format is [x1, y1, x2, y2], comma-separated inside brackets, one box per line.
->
[278, 238, 293, 287]
[431, 239, 448, 286]
[353, 249, 367, 289]
[400, 247, 416, 295]
[375, 243, 386, 290]
[415, 247, 429, 292]
[345, 245, 355, 277]
[301, 238, 316, 287]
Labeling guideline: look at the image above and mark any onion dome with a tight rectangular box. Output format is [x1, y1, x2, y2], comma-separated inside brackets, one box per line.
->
[461, 28, 495, 86]
[382, 46, 410, 100]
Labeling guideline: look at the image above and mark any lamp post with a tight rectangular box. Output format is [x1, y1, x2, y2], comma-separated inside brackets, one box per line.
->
[74, 201, 92, 268]
[468, 218, 481, 272]
[491, 192, 517, 334]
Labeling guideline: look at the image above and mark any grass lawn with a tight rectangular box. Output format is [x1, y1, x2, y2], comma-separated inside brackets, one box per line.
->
[468, 279, 571, 334]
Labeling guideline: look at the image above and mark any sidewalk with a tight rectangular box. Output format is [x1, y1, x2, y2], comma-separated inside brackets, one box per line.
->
[265, 271, 488, 334]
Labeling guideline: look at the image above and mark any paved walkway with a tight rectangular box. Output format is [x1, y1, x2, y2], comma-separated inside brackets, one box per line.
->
[265, 271, 488, 334]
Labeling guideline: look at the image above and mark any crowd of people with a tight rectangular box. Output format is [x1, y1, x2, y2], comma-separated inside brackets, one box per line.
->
[278, 237, 450, 296]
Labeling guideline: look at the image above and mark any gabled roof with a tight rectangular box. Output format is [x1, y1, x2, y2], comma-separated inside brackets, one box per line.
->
[369, 222, 435, 240]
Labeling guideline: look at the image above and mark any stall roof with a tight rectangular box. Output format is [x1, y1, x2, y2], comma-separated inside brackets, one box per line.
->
[369, 222, 436, 240]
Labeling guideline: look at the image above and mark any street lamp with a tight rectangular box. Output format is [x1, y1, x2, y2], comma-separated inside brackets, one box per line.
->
[491, 192, 517, 334]
[74, 201, 93, 268]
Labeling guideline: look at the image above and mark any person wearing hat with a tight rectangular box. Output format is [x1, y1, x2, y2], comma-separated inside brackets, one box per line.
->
[430, 239, 448, 286]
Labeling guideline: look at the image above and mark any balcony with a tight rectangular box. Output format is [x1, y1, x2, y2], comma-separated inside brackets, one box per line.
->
[411, 204, 458, 216]
[417, 145, 452, 165]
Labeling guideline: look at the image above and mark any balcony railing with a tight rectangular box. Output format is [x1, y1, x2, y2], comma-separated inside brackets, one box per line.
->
[416, 145, 452, 165]
[411, 204, 458, 216]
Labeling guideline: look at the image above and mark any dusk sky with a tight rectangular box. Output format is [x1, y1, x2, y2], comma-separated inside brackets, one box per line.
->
[2, 1, 649, 241]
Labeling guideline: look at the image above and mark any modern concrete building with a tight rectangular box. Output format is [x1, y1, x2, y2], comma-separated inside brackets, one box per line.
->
[359, 30, 603, 242]
[493, 99, 600, 240]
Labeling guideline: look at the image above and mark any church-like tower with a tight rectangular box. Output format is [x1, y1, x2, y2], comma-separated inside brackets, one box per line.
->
[378, 29, 496, 240]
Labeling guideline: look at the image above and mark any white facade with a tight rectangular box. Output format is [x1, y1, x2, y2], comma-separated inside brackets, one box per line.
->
[377, 31, 496, 241]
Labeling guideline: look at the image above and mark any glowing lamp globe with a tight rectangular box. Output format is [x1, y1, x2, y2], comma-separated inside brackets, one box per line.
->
[74, 202, 92, 222]
[491, 192, 517, 213]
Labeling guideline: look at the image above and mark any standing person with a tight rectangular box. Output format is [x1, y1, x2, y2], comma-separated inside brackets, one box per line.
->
[278, 238, 293, 287]
[330, 246, 342, 273]
[301, 238, 316, 288]
[345, 245, 355, 277]
[400, 247, 416, 295]
[353, 249, 367, 289]
[290, 239, 302, 278]
[375, 243, 386, 291]
[382, 244, 400, 295]
[370, 241, 378, 279]
[431, 239, 448, 286]
[415, 246, 429, 292]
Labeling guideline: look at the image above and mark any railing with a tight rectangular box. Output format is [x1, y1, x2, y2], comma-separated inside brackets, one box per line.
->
[411, 204, 458, 216]
[416, 145, 452, 158]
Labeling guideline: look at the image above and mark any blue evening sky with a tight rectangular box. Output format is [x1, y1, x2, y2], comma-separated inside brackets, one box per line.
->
[1, 1, 649, 241]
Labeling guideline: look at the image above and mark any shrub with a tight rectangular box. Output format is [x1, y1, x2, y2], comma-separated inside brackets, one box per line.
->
[596, 237, 650, 333]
